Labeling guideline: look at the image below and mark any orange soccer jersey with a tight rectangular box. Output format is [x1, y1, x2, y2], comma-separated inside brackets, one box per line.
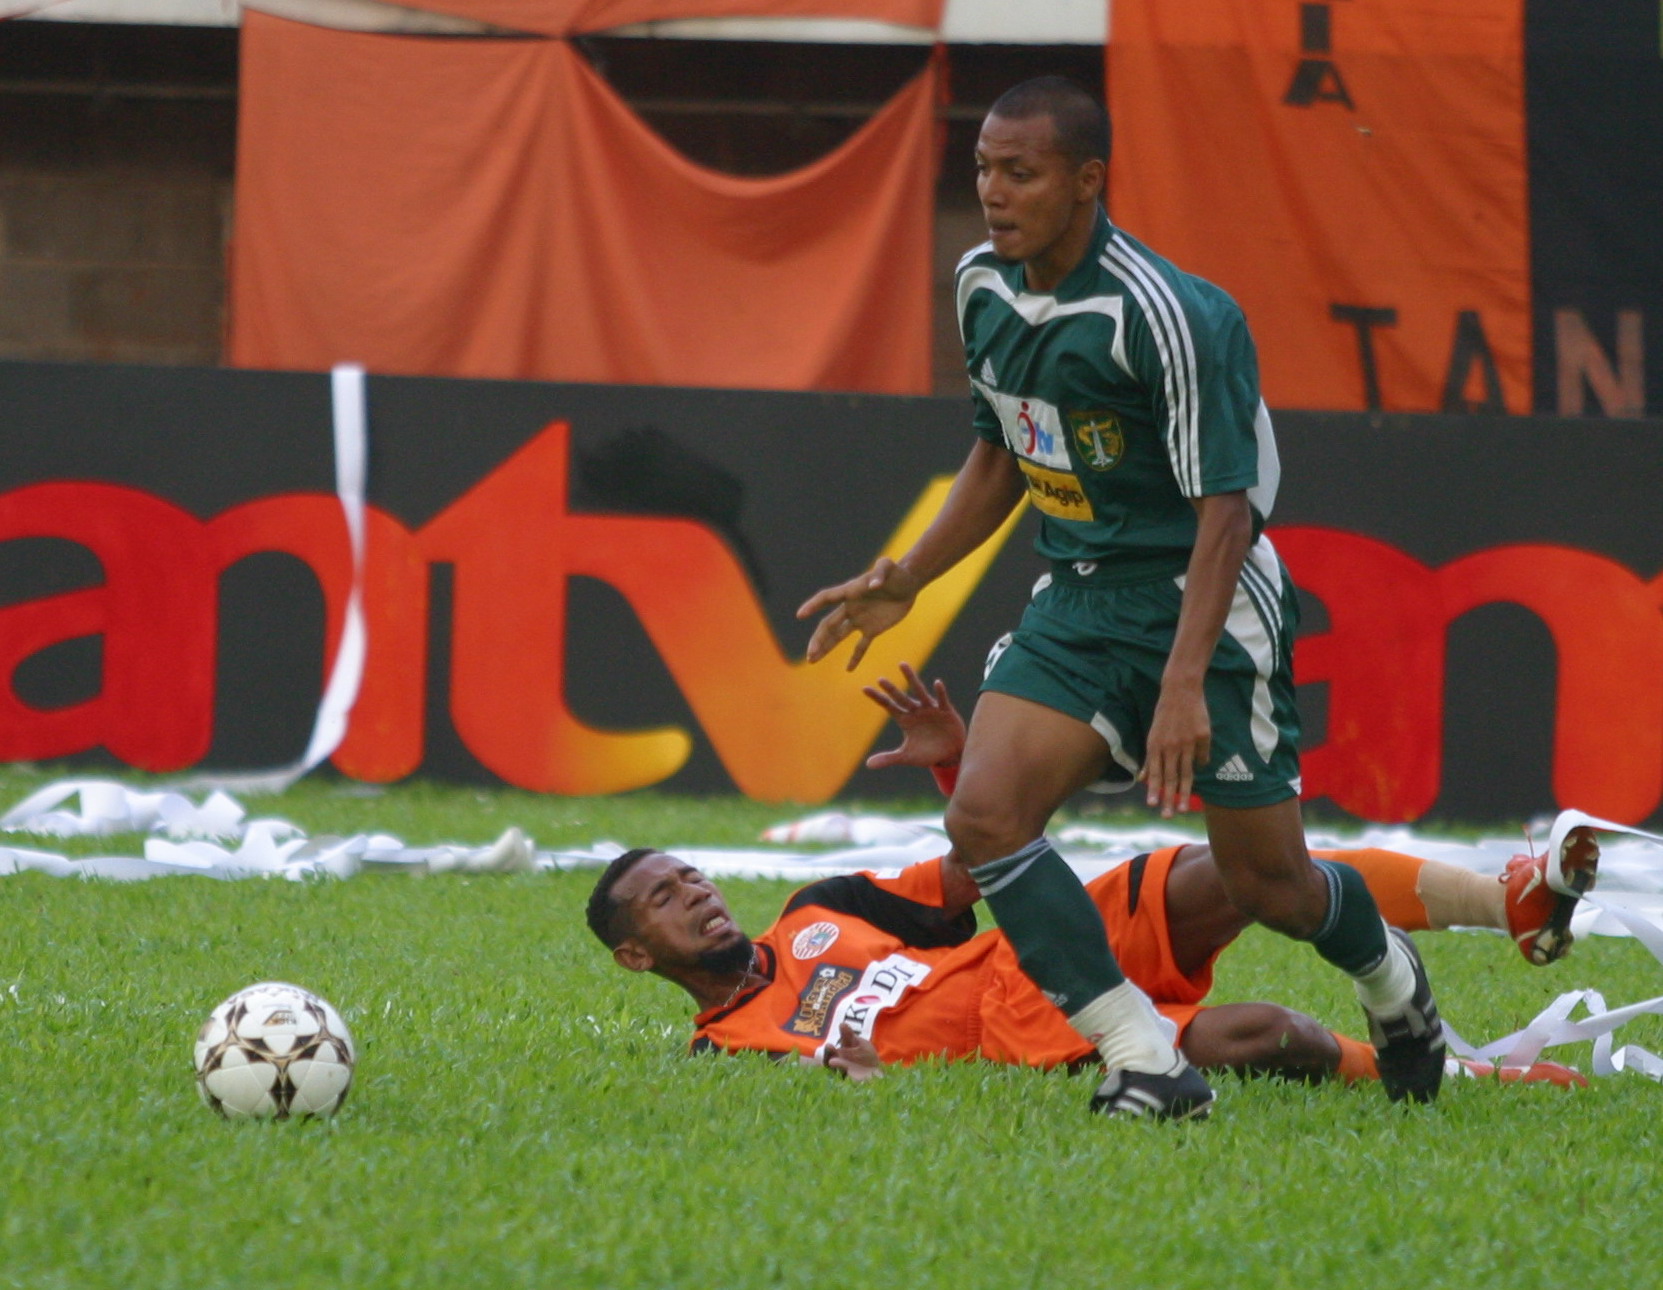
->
[692, 848, 1214, 1069]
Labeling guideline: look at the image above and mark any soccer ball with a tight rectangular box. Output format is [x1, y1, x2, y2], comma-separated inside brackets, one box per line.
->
[193, 982, 356, 1119]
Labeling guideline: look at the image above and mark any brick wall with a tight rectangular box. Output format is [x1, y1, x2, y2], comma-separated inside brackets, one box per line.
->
[0, 23, 235, 365]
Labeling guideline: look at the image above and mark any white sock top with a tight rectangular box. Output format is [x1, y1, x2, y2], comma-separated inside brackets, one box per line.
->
[1353, 921, 1416, 1014]
[1069, 979, 1184, 1076]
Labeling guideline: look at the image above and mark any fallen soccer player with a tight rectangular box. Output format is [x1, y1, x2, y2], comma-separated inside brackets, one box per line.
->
[587, 837, 1593, 1092]
[587, 672, 1599, 1098]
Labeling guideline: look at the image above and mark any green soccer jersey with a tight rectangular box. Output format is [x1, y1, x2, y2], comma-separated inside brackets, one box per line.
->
[956, 209, 1279, 583]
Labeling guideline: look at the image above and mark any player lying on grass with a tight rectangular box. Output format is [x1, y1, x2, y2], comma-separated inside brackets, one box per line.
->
[586, 669, 1599, 1094]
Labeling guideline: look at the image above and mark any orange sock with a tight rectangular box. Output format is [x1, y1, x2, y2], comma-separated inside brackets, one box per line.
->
[1317, 847, 1430, 931]
[1332, 1031, 1379, 1083]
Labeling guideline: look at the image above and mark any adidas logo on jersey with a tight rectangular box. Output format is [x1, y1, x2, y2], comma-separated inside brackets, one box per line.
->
[980, 357, 997, 388]
[1215, 754, 1255, 782]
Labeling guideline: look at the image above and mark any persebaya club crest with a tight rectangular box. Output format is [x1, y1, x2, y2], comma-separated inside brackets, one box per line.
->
[1069, 411, 1124, 471]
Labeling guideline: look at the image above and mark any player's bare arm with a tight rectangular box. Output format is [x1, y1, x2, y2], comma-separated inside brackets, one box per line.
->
[1143, 490, 1253, 817]
[796, 439, 1025, 669]
[864, 665, 980, 915]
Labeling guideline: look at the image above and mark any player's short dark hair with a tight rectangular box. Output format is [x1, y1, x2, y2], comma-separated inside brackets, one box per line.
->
[586, 847, 660, 949]
[987, 75, 1111, 169]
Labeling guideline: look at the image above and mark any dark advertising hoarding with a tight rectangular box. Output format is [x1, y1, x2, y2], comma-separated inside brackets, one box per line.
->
[1, 360, 1658, 824]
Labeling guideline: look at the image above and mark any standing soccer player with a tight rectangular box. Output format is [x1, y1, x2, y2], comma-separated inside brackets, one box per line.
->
[798, 77, 1445, 1118]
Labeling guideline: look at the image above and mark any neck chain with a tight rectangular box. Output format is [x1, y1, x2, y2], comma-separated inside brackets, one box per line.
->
[716, 948, 759, 1011]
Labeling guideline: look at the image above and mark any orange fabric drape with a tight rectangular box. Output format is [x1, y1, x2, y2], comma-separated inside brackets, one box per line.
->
[229, 12, 938, 394]
[1108, 1, 1530, 413]
[395, 0, 943, 37]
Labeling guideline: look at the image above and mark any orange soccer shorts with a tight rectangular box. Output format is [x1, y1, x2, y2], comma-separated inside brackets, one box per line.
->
[973, 846, 1215, 1067]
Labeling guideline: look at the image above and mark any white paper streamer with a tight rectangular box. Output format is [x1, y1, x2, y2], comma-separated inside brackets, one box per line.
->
[182, 362, 369, 795]
[7, 784, 1663, 1083]
[302, 362, 370, 772]
[0, 780, 246, 838]
[761, 811, 945, 846]
[0, 781, 534, 884]
[1443, 987, 1663, 1078]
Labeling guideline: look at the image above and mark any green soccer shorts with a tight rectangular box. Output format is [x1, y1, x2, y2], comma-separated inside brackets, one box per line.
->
[980, 538, 1304, 809]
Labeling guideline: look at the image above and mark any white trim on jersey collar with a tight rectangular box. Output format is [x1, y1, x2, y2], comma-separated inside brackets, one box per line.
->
[954, 240, 994, 275]
[955, 263, 1129, 375]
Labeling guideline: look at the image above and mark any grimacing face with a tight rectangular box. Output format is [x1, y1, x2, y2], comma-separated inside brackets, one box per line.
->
[609, 852, 749, 973]
[974, 111, 1102, 285]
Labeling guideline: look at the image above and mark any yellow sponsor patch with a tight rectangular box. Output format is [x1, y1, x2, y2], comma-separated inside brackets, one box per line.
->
[1018, 460, 1093, 521]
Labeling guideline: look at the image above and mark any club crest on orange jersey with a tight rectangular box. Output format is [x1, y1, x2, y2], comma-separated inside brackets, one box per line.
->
[791, 921, 841, 960]
[1070, 410, 1124, 471]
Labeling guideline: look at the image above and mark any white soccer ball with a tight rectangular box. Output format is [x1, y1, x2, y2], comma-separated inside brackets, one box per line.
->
[193, 981, 356, 1120]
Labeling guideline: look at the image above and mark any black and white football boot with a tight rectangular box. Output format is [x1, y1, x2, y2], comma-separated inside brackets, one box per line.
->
[1089, 1059, 1215, 1121]
[1365, 927, 1446, 1104]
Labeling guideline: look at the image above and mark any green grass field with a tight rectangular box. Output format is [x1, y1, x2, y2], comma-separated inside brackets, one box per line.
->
[2, 767, 1659, 1288]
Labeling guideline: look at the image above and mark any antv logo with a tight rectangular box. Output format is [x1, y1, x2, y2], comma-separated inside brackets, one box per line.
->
[0, 422, 1022, 803]
[4, 425, 1658, 821]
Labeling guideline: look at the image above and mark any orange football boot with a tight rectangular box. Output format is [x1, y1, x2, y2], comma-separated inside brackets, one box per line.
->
[1450, 1057, 1588, 1089]
[1503, 823, 1601, 966]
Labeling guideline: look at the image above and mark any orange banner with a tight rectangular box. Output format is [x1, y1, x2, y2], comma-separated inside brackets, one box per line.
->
[1108, 1, 1530, 413]
[230, 13, 938, 395]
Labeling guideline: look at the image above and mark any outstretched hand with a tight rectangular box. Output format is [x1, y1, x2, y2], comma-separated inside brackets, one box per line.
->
[862, 662, 966, 772]
[796, 558, 922, 671]
[824, 1022, 883, 1081]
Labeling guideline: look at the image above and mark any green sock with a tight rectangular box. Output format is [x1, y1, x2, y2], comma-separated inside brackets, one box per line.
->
[1310, 859, 1390, 975]
[967, 839, 1125, 1012]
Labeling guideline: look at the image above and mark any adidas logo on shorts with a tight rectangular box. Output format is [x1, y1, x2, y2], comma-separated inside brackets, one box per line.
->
[1214, 754, 1255, 782]
[982, 632, 1013, 679]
